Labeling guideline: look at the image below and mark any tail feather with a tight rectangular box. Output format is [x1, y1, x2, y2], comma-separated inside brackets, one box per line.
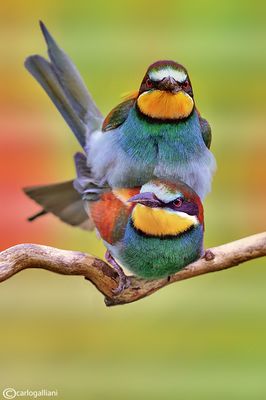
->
[25, 55, 87, 147]
[24, 180, 94, 230]
[28, 209, 48, 222]
[25, 21, 103, 148]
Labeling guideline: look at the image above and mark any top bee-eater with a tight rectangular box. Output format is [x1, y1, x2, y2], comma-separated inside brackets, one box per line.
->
[25, 22, 216, 218]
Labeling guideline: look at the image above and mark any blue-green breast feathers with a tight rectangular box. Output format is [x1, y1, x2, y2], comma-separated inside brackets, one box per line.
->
[88, 105, 216, 198]
[114, 222, 204, 279]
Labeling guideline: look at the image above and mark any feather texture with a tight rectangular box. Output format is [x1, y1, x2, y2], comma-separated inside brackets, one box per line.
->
[102, 97, 137, 132]
[89, 188, 138, 244]
[137, 90, 194, 120]
[113, 223, 204, 279]
[25, 22, 103, 147]
[88, 107, 216, 199]
[24, 180, 93, 230]
[88, 180, 204, 279]
[25, 26, 215, 206]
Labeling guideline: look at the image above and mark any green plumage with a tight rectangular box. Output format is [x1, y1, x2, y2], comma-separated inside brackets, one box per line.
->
[199, 116, 212, 149]
[102, 98, 136, 131]
[115, 222, 204, 279]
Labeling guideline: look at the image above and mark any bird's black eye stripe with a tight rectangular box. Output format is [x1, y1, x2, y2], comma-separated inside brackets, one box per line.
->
[170, 200, 199, 216]
[164, 199, 198, 216]
[147, 79, 159, 88]
[163, 198, 183, 209]
[146, 78, 153, 87]
[172, 198, 183, 207]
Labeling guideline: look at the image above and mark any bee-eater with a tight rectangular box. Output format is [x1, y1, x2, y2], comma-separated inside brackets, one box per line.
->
[25, 152, 204, 293]
[24, 22, 216, 227]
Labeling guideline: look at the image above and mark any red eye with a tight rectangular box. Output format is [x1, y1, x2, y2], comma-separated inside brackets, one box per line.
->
[173, 198, 183, 208]
[146, 78, 153, 88]
[182, 81, 189, 89]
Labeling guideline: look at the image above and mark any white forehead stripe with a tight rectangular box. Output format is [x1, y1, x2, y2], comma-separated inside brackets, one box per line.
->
[149, 67, 187, 83]
[141, 182, 181, 203]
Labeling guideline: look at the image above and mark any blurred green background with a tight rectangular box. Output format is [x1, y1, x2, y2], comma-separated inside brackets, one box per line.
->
[0, 1, 266, 399]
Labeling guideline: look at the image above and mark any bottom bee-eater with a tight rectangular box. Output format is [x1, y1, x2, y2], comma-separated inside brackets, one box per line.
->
[25, 153, 204, 293]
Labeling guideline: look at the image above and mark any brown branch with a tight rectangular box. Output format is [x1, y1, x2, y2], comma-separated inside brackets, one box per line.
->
[0, 232, 265, 307]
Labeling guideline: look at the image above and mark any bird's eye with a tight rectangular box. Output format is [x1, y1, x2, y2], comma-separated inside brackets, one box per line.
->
[146, 78, 153, 88]
[182, 81, 190, 89]
[172, 198, 183, 208]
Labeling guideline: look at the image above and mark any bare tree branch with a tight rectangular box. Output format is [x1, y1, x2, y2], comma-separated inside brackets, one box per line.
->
[0, 232, 265, 307]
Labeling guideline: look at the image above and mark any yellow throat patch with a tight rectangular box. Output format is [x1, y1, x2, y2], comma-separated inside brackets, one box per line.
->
[132, 205, 195, 236]
[137, 90, 194, 120]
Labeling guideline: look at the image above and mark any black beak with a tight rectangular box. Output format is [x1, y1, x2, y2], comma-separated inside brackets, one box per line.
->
[127, 192, 162, 208]
[158, 76, 181, 93]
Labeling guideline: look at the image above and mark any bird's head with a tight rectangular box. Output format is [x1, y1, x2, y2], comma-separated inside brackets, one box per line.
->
[128, 180, 203, 237]
[137, 60, 194, 120]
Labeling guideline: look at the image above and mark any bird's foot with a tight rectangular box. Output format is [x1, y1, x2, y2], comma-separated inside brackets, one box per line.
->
[105, 251, 130, 295]
[203, 249, 215, 261]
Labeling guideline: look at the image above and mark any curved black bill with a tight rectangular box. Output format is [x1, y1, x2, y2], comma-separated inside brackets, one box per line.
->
[158, 76, 181, 93]
[127, 192, 162, 208]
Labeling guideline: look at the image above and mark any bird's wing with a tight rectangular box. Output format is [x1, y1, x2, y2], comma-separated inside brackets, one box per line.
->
[199, 117, 212, 149]
[25, 21, 103, 148]
[102, 95, 138, 132]
[196, 109, 212, 149]
[89, 188, 139, 244]
[24, 180, 93, 230]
